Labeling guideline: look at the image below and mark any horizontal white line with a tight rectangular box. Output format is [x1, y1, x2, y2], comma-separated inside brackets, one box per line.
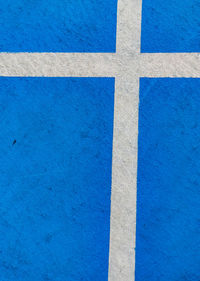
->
[140, 53, 200, 77]
[0, 53, 200, 77]
[0, 53, 117, 77]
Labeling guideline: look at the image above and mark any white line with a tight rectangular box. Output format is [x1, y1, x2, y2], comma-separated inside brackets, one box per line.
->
[1, 53, 200, 77]
[108, 0, 142, 280]
[140, 53, 200, 77]
[109, 77, 139, 281]
[0, 53, 116, 77]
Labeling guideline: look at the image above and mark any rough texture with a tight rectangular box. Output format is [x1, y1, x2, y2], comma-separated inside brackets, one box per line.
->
[136, 78, 200, 281]
[0, 77, 114, 281]
[0, 0, 142, 280]
[141, 0, 200, 52]
[2, 0, 200, 280]
[0, 0, 117, 52]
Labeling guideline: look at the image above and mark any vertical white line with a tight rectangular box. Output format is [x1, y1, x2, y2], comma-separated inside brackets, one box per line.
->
[109, 77, 140, 281]
[109, 0, 143, 280]
[116, 0, 142, 55]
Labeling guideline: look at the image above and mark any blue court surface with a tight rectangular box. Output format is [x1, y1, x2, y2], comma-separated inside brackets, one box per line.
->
[136, 78, 200, 280]
[0, 0, 117, 52]
[141, 0, 200, 52]
[0, 77, 114, 281]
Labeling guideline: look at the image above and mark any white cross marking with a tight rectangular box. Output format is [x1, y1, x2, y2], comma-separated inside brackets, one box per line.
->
[0, 0, 199, 280]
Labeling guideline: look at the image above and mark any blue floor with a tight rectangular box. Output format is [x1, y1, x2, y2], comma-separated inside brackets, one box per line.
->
[0, 0, 117, 52]
[141, 0, 200, 52]
[0, 77, 115, 281]
[135, 78, 200, 281]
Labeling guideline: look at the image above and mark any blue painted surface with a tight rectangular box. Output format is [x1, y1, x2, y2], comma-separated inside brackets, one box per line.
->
[0, 77, 114, 281]
[135, 78, 200, 280]
[141, 0, 200, 52]
[0, 0, 117, 52]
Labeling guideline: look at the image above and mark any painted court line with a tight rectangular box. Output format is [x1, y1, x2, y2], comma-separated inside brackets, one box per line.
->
[1, 53, 200, 77]
[108, 1, 142, 281]
[0, 0, 199, 280]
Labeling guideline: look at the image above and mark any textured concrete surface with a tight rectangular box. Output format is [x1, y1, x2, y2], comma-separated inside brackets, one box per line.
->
[136, 78, 200, 281]
[0, 0, 199, 280]
[141, 0, 200, 52]
[0, 0, 143, 280]
[1, 0, 141, 280]
[0, 0, 117, 52]
[0, 77, 114, 281]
